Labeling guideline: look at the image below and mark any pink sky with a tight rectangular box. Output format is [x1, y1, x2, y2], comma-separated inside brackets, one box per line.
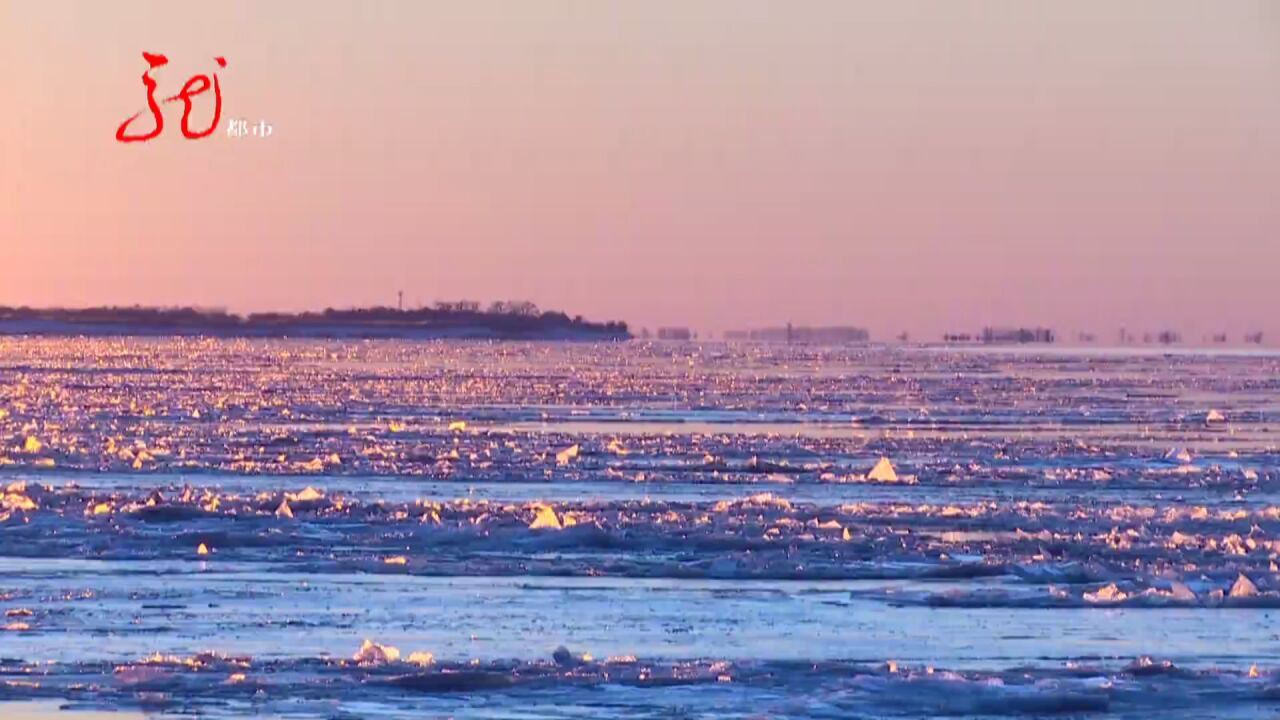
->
[2, 1, 1278, 340]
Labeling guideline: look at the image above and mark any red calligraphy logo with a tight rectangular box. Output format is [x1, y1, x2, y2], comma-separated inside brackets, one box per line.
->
[116, 52, 226, 143]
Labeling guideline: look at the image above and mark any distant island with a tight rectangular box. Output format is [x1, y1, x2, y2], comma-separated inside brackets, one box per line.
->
[0, 303, 631, 340]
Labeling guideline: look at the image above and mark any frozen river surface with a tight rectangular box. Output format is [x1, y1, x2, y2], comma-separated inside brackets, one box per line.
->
[2, 338, 1280, 718]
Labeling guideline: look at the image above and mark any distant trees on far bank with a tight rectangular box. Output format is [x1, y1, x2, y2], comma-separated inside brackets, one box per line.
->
[0, 302, 629, 339]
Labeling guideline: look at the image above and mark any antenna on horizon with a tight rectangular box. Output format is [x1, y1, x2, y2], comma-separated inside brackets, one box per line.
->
[397, 290, 403, 312]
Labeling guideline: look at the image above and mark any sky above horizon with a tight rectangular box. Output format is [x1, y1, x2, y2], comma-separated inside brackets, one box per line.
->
[2, 1, 1278, 341]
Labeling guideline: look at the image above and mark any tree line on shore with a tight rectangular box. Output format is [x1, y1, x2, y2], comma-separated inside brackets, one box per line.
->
[0, 303, 629, 337]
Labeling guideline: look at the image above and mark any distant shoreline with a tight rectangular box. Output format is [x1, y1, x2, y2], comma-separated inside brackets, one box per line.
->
[0, 306, 631, 341]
